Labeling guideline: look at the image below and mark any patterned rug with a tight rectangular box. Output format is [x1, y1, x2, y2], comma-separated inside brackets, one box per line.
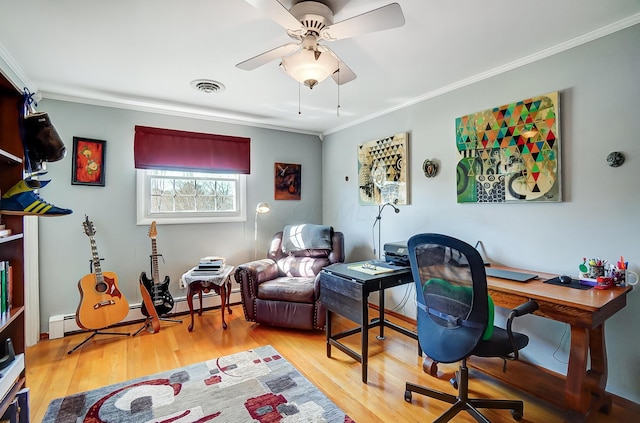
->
[43, 345, 354, 422]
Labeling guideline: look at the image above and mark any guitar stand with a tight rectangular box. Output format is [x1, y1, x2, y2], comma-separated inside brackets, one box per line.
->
[135, 252, 183, 335]
[132, 315, 182, 336]
[67, 328, 130, 354]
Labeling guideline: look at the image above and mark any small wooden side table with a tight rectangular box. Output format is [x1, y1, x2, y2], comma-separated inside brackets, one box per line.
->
[182, 265, 234, 331]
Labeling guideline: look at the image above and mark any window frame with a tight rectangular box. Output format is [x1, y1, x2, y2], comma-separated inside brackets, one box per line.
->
[136, 169, 247, 225]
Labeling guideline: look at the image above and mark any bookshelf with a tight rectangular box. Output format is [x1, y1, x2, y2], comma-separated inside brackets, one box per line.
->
[0, 73, 27, 418]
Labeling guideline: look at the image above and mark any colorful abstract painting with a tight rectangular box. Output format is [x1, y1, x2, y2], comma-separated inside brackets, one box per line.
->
[358, 132, 409, 205]
[455, 92, 561, 203]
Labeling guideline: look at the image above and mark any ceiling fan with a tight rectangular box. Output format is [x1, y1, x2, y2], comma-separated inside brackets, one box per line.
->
[237, 1, 405, 89]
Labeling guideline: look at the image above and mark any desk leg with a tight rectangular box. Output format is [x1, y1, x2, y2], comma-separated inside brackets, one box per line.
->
[588, 325, 612, 414]
[566, 324, 611, 419]
[187, 285, 196, 332]
[377, 289, 385, 340]
[566, 326, 589, 413]
[361, 295, 369, 383]
[326, 309, 332, 358]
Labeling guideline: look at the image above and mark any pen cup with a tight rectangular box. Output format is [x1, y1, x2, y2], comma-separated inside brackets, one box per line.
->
[612, 268, 638, 286]
[588, 265, 605, 278]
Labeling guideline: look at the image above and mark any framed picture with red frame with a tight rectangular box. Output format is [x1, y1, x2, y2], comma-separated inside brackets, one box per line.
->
[72, 137, 106, 186]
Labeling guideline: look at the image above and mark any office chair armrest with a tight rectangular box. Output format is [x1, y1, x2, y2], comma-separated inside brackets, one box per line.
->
[505, 300, 539, 361]
[509, 299, 539, 319]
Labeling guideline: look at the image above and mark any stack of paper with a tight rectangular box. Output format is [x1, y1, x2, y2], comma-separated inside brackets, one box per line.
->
[194, 256, 225, 272]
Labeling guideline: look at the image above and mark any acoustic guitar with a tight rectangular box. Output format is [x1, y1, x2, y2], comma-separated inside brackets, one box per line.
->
[76, 216, 129, 330]
[140, 221, 174, 320]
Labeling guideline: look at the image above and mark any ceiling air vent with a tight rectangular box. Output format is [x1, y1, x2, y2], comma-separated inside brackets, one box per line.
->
[190, 79, 225, 94]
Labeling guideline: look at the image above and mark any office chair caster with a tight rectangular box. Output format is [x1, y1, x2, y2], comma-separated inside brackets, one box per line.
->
[510, 409, 523, 421]
[404, 390, 412, 403]
[450, 371, 459, 389]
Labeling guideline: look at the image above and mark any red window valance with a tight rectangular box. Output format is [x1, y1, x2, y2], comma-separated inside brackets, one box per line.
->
[134, 125, 250, 174]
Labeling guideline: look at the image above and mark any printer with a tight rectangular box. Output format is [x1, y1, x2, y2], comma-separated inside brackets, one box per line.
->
[384, 241, 409, 266]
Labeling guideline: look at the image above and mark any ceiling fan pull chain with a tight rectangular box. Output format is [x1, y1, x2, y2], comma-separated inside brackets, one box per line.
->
[336, 64, 341, 117]
[298, 83, 302, 115]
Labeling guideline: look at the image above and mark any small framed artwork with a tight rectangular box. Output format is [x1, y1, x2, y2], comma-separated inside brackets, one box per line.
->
[72, 137, 106, 186]
[274, 162, 301, 200]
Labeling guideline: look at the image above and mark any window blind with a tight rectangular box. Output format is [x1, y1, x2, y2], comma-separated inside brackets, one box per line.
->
[134, 125, 250, 174]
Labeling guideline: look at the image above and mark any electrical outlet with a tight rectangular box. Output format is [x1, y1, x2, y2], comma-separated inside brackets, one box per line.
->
[178, 278, 186, 289]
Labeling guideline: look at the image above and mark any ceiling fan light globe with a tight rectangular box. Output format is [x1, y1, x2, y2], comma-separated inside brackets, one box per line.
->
[281, 48, 338, 89]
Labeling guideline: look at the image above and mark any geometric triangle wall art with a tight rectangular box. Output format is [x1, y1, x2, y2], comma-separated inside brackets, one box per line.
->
[455, 92, 561, 203]
[358, 132, 409, 205]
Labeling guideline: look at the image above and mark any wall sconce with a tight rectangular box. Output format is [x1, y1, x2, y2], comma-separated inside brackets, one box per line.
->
[254, 202, 271, 260]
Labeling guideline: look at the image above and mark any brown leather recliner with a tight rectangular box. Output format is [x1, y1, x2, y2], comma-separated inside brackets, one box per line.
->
[235, 225, 344, 330]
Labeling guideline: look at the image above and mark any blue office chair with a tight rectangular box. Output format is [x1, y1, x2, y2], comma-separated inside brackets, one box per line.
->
[404, 233, 538, 423]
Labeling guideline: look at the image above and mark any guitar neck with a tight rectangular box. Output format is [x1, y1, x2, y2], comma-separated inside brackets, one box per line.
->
[151, 238, 160, 284]
[89, 236, 104, 282]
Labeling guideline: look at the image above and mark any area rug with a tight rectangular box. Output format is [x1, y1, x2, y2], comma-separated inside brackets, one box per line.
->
[43, 345, 354, 423]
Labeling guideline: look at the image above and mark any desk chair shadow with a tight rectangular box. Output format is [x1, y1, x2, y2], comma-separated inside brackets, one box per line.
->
[404, 233, 538, 423]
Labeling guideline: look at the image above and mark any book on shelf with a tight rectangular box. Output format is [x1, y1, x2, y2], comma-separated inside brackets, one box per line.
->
[0, 261, 13, 315]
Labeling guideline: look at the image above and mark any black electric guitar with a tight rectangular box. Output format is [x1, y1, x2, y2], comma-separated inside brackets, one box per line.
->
[140, 221, 174, 317]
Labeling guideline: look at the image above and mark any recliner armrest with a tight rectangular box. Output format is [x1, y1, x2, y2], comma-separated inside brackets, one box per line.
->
[235, 259, 279, 286]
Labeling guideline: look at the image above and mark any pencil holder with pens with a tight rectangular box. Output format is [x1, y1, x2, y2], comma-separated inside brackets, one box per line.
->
[612, 268, 639, 286]
[589, 264, 605, 278]
[579, 257, 638, 286]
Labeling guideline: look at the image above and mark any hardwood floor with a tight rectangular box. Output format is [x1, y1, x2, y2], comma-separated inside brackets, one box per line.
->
[26, 304, 638, 422]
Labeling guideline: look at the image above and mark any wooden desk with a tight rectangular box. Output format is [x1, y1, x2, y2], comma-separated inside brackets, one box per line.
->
[182, 265, 234, 331]
[319, 262, 418, 383]
[483, 267, 632, 422]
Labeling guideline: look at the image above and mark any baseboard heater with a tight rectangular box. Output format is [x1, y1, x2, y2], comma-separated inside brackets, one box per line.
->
[48, 289, 241, 339]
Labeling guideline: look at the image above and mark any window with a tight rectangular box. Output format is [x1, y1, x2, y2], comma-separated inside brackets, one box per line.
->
[137, 169, 246, 225]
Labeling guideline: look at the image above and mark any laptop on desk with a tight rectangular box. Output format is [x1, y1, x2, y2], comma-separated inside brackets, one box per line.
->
[485, 267, 538, 282]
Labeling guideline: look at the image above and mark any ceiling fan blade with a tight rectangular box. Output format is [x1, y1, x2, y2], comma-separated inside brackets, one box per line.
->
[316, 45, 356, 85]
[236, 43, 300, 70]
[320, 3, 405, 41]
[244, 0, 305, 34]
[331, 60, 357, 85]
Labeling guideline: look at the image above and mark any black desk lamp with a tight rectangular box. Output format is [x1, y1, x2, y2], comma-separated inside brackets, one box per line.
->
[372, 202, 400, 260]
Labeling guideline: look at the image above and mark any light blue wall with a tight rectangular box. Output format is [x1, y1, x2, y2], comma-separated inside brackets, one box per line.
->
[322, 24, 640, 402]
[35, 100, 322, 332]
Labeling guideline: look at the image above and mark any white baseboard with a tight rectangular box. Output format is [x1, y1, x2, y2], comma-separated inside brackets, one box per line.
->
[48, 289, 242, 339]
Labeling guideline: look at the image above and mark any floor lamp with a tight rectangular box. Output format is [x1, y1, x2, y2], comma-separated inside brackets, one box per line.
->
[254, 202, 271, 260]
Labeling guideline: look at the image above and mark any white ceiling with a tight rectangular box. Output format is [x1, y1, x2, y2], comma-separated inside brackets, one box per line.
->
[1, 1, 639, 136]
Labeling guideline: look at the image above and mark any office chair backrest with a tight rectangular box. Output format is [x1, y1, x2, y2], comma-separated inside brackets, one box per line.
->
[407, 233, 490, 363]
